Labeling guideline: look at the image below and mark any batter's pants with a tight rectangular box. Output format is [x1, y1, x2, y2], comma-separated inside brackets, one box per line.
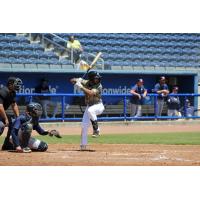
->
[81, 103, 104, 146]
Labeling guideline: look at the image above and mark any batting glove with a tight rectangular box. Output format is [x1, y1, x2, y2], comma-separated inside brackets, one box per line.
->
[75, 81, 83, 89]
[77, 78, 83, 82]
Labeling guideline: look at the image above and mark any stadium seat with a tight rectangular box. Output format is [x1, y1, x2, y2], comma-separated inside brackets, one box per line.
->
[1, 33, 200, 68]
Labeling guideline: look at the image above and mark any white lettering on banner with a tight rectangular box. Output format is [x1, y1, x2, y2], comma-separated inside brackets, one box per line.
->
[102, 86, 131, 94]
[73, 85, 131, 94]
[18, 85, 58, 94]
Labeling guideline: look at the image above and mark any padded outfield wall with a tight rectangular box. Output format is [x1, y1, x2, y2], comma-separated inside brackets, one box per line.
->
[0, 70, 198, 106]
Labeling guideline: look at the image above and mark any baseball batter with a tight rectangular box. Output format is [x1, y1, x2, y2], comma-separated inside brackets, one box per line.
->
[70, 71, 104, 150]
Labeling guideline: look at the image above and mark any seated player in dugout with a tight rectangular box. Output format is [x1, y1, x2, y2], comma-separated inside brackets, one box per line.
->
[70, 71, 105, 150]
[3, 102, 61, 153]
[0, 77, 23, 149]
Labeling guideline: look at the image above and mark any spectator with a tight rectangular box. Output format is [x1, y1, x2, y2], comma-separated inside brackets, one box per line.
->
[67, 35, 83, 64]
[154, 76, 169, 116]
[35, 78, 58, 119]
[167, 86, 181, 118]
[130, 79, 147, 119]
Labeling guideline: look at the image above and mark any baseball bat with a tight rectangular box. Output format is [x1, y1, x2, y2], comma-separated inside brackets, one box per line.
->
[82, 52, 102, 78]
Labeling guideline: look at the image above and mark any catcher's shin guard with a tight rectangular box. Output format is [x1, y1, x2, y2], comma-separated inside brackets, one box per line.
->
[20, 123, 32, 148]
[37, 141, 48, 152]
[20, 131, 31, 148]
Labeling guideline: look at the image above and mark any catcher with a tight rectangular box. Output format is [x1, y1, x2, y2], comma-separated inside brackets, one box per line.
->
[70, 71, 105, 150]
[5, 102, 61, 153]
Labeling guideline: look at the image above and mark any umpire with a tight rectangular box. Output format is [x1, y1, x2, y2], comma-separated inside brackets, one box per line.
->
[0, 77, 23, 150]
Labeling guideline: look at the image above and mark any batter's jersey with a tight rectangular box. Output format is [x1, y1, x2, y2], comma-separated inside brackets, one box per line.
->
[80, 79, 103, 106]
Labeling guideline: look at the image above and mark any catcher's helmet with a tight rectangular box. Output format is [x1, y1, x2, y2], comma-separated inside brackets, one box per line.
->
[26, 102, 43, 117]
[88, 71, 101, 81]
[7, 77, 23, 91]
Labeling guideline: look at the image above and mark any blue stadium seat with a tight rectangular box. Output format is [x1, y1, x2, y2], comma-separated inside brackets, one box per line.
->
[2, 33, 200, 68]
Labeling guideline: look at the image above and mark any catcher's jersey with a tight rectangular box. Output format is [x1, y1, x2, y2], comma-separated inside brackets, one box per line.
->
[81, 79, 103, 106]
[11, 113, 46, 147]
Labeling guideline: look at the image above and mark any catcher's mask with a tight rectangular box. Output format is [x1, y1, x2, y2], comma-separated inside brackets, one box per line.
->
[88, 71, 101, 84]
[7, 77, 23, 91]
[26, 102, 43, 117]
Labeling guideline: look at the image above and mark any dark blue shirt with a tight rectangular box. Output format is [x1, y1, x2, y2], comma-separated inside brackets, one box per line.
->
[130, 84, 146, 105]
[167, 93, 180, 110]
[154, 83, 169, 100]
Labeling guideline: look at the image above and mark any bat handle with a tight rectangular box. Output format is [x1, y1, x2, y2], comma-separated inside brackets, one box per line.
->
[82, 68, 91, 79]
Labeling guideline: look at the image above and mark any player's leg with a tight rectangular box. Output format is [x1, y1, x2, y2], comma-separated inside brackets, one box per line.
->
[136, 105, 142, 117]
[28, 137, 48, 152]
[80, 106, 90, 150]
[130, 104, 137, 117]
[157, 99, 164, 116]
[1, 117, 15, 150]
[0, 120, 5, 136]
[167, 109, 173, 119]
[15, 127, 32, 152]
[41, 100, 48, 118]
[88, 103, 104, 137]
[49, 100, 58, 118]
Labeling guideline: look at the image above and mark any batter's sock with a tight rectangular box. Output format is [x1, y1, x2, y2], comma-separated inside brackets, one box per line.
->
[90, 120, 99, 131]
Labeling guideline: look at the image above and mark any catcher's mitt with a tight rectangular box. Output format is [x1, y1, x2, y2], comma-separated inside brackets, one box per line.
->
[49, 130, 62, 138]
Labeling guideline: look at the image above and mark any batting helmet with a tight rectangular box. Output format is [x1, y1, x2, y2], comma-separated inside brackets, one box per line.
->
[26, 102, 43, 117]
[7, 77, 23, 91]
[88, 71, 101, 82]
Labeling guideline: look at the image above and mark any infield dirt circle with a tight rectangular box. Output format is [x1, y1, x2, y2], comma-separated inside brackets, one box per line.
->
[0, 121, 200, 166]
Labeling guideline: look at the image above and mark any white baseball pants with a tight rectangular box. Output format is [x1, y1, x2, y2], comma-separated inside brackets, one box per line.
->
[81, 103, 104, 146]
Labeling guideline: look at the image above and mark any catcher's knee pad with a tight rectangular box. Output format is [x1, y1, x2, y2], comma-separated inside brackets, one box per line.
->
[37, 141, 48, 152]
[0, 121, 5, 136]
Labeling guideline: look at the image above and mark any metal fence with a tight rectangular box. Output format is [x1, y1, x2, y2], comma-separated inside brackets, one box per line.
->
[16, 93, 200, 121]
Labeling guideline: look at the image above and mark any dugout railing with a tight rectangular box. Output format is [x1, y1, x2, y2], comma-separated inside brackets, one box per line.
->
[12, 93, 200, 122]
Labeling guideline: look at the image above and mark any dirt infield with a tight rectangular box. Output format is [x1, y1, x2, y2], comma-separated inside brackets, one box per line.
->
[40, 120, 200, 135]
[1, 121, 200, 166]
[0, 144, 200, 166]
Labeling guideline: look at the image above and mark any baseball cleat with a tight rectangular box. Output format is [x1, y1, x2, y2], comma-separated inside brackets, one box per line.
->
[80, 145, 87, 151]
[22, 147, 32, 153]
[92, 129, 100, 138]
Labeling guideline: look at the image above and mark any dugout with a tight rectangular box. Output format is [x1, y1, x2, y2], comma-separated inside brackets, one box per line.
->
[0, 70, 198, 109]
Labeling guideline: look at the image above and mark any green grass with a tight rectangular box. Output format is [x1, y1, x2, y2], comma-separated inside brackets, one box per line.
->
[1, 132, 200, 145]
